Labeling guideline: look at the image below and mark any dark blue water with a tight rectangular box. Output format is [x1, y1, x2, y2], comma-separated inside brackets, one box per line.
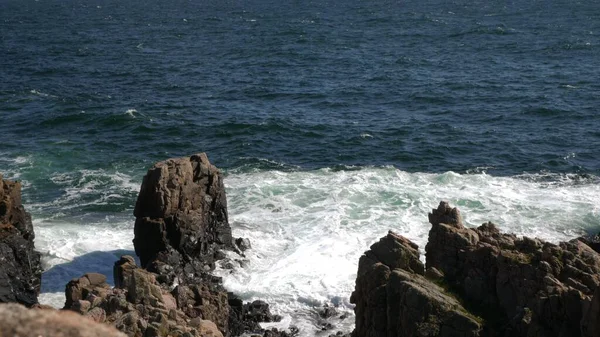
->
[2, 0, 599, 180]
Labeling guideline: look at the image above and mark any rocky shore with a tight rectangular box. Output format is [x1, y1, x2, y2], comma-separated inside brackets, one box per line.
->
[1, 154, 599, 337]
[351, 202, 600, 337]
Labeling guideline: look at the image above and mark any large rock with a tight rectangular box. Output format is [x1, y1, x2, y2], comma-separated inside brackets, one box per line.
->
[351, 202, 600, 337]
[133, 153, 233, 269]
[97, 154, 284, 337]
[0, 175, 42, 306]
[350, 231, 481, 337]
[425, 201, 600, 337]
[0, 303, 126, 337]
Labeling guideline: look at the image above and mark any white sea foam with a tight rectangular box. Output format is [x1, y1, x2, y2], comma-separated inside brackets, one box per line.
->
[216, 168, 600, 335]
[36, 217, 136, 308]
[33, 167, 600, 335]
[30, 169, 140, 212]
[30, 89, 57, 98]
[125, 109, 137, 118]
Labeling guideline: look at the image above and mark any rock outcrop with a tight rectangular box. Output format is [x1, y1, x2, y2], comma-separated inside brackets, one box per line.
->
[133, 153, 233, 271]
[0, 303, 127, 337]
[351, 231, 482, 337]
[351, 201, 600, 337]
[63, 256, 229, 337]
[62, 154, 284, 337]
[0, 175, 42, 307]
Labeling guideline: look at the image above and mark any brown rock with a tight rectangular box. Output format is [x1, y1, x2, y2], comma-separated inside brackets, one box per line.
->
[351, 202, 600, 337]
[114, 255, 137, 288]
[351, 229, 481, 337]
[133, 153, 233, 269]
[0, 303, 126, 337]
[0, 176, 42, 307]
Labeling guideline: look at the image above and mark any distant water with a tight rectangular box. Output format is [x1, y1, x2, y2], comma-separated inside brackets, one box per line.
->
[1, 0, 599, 335]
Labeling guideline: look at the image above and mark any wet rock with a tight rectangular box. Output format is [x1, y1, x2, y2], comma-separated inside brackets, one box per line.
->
[318, 304, 338, 319]
[235, 237, 251, 252]
[228, 296, 282, 336]
[0, 176, 42, 307]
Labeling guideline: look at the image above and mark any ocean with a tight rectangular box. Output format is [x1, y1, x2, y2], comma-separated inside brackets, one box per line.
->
[1, 0, 599, 334]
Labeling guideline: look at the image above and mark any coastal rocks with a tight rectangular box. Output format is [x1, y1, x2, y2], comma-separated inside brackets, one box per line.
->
[133, 153, 233, 270]
[426, 201, 600, 336]
[64, 255, 227, 337]
[228, 298, 283, 336]
[351, 231, 481, 337]
[351, 201, 600, 337]
[59, 154, 281, 337]
[0, 303, 126, 337]
[0, 175, 42, 307]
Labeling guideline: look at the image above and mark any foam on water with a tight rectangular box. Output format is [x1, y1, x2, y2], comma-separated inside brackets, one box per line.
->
[31, 169, 140, 308]
[217, 167, 600, 335]
[30, 166, 599, 334]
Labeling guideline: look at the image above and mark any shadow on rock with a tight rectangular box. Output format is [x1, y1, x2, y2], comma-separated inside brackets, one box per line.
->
[41, 249, 137, 292]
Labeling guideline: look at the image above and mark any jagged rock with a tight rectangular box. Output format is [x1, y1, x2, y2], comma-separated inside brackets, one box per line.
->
[0, 175, 42, 307]
[351, 230, 481, 337]
[318, 304, 339, 319]
[191, 319, 224, 337]
[228, 296, 283, 336]
[65, 261, 227, 337]
[129, 154, 281, 337]
[114, 255, 137, 288]
[0, 303, 126, 337]
[133, 153, 233, 270]
[351, 202, 600, 337]
[425, 201, 600, 336]
[235, 237, 251, 252]
[64, 273, 110, 309]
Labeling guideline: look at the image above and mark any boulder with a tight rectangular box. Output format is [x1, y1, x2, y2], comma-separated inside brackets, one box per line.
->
[0, 303, 126, 337]
[129, 154, 280, 337]
[0, 175, 42, 307]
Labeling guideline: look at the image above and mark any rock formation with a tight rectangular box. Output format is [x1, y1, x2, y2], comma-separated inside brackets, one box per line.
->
[63, 256, 230, 337]
[0, 303, 127, 337]
[133, 153, 233, 271]
[351, 231, 482, 337]
[0, 174, 42, 307]
[62, 154, 284, 337]
[351, 201, 600, 337]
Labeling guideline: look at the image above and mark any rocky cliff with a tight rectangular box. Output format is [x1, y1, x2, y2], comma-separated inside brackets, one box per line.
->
[351, 201, 600, 337]
[0, 174, 42, 307]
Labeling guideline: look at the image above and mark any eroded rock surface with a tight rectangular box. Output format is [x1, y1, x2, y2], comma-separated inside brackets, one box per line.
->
[351, 202, 600, 337]
[62, 154, 284, 337]
[0, 303, 126, 337]
[351, 231, 481, 337]
[0, 175, 42, 307]
[133, 153, 233, 270]
[63, 256, 228, 337]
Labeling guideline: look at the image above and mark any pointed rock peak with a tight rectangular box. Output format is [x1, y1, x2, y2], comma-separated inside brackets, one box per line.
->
[428, 201, 463, 228]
